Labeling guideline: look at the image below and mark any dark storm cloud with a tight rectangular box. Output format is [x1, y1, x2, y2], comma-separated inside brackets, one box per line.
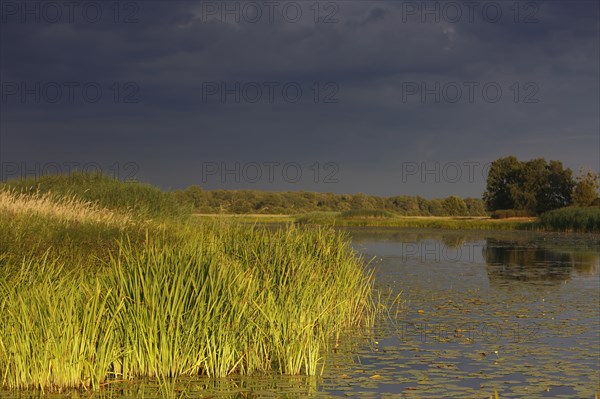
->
[1, 0, 598, 196]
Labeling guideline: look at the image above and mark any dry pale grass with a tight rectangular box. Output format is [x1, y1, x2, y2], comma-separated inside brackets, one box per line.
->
[0, 188, 132, 227]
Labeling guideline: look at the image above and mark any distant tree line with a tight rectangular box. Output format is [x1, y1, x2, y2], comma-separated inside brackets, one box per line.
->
[175, 156, 599, 217]
[173, 187, 488, 216]
[483, 156, 599, 215]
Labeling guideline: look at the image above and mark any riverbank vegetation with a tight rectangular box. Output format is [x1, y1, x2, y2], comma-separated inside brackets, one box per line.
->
[538, 206, 600, 233]
[174, 157, 599, 233]
[174, 186, 488, 216]
[293, 212, 536, 230]
[0, 174, 377, 393]
[192, 211, 536, 230]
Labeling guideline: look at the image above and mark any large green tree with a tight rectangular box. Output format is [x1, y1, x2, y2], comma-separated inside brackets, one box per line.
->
[484, 157, 575, 214]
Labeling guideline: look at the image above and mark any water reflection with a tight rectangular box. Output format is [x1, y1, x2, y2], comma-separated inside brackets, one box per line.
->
[348, 227, 599, 286]
[484, 237, 599, 285]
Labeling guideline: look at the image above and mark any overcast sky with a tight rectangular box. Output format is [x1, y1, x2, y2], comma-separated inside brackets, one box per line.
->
[1, 0, 598, 197]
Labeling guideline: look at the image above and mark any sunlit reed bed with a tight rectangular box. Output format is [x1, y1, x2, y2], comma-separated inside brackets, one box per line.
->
[0, 205, 376, 392]
[0, 188, 132, 227]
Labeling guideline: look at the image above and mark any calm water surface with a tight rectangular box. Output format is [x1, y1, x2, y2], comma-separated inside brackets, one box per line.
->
[10, 228, 599, 398]
[336, 228, 599, 398]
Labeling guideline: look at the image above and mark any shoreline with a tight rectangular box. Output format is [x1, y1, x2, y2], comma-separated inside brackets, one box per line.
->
[191, 213, 599, 235]
[191, 213, 535, 230]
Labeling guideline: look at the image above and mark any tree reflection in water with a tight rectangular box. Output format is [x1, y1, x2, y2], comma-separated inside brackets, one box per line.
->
[483, 238, 598, 285]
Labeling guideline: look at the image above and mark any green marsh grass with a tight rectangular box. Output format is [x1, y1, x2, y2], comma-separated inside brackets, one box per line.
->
[0, 177, 377, 393]
[537, 206, 600, 233]
[0, 254, 120, 391]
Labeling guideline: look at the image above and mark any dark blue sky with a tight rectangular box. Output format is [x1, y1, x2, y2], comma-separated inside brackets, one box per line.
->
[1, 0, 598, 197]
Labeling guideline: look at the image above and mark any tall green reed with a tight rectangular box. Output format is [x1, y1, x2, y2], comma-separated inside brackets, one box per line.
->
[0, 221, 376, 392]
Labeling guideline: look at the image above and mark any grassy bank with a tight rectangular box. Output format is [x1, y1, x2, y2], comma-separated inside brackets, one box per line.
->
[235, 211, 537, 231]
[0, 175, 377, 393]
[196, 209, 598, 233]
[1, 172, 188, 220]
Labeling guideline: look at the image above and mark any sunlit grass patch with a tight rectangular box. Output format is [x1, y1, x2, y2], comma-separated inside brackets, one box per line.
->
[0, 188, 132, 227]
[1, 171, 188, 220]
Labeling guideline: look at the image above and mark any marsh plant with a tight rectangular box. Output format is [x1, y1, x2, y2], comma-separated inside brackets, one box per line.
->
[538, 206, 600, 232]
[0, 179, 376, 393]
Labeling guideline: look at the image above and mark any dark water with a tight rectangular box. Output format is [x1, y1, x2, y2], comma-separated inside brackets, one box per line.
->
[8, 228, 599, 398]
[337, 228, 600, 398]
